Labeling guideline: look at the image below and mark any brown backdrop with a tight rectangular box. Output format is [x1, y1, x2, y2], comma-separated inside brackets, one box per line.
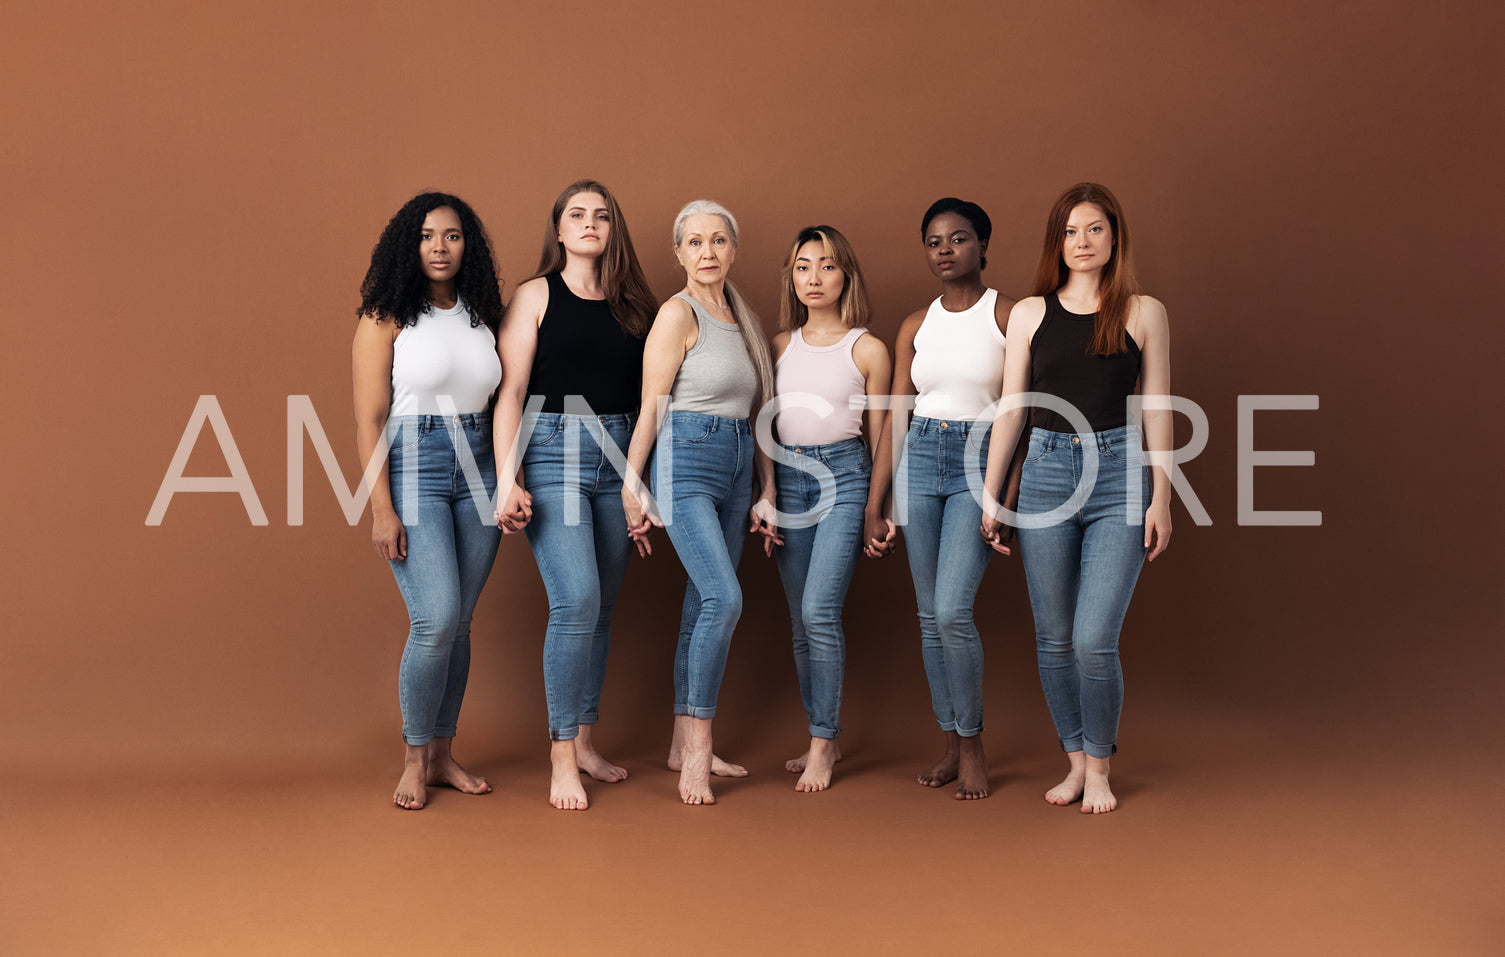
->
[4, 1, 1502, 953]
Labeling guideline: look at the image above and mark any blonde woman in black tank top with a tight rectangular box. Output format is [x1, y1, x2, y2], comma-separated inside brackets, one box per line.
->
[493, 180, 656, 811]
[982, 183, 1173, 814]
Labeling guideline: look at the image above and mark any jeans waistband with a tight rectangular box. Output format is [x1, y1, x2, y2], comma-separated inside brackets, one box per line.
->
[388, 412, 491, 434]
[665, 410, 752, 435]
[532, 411, 637, 429]
[910, 415, 989, 436]
[779, 436, 867, 460]
[1031, 423, 1140, 451]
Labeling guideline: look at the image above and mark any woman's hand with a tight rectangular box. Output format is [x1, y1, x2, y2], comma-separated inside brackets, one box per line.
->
[495, 484, 532, 534]
[622, 484, 658, 557]
[1144, 499, 1172, 562]
[980, 509, 1012, 557]
[372, 506, 407, 561]
[863, 511, 896, 558]
[749, 496, 783, 557]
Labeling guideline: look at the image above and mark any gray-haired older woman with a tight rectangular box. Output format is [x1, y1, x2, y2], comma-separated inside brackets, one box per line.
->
[619, 200, 779, 805]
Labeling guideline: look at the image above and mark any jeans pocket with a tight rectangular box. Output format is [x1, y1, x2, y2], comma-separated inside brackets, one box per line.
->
[1101, 436, 1144, 465]
[528, 420, 564, 447]
[1024, 433, 1048, 463]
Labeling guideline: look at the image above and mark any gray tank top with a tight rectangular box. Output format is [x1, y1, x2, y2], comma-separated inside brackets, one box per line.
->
[667, 292, 760, 419]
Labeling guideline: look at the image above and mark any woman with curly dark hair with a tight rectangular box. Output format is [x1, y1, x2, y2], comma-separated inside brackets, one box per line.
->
[353, 191, 506, 810]
[492, 179, 657, 810]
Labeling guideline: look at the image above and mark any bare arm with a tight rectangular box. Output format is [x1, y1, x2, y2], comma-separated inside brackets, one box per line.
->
[852, 331, 895, 557]
[864, 310, 923, 556]
[492, 278, 546, 533]
[352, 314, 404, 560]
[1133, 295, 1173, 561]
[981, 297, 1046, 551]
[620, 297, 696, 554]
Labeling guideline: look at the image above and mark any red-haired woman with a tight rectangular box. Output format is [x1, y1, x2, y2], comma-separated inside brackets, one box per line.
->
[982, 182, 1173, 814]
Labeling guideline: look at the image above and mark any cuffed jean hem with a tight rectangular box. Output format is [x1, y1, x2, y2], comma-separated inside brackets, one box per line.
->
[579, 711, 599, 725]
[1060, 737, 1117, 757]
[402, 727, 454, 746]
[955, 724, 983, 738]
[548, 726, 581, 742]
[673, 704, 718, 719]
[809, 724, 840, 740]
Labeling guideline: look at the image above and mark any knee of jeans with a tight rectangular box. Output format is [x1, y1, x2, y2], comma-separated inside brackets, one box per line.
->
[408, 601, 462, 645]
[934, 604, 975, 638]
[546, 583, 601, 629]
[1073, 633, 1119, 677]
[799, 598, 843, 644]
[699, 583, 743, 632]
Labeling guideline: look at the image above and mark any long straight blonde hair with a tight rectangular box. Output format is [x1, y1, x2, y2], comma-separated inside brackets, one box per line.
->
[671, 199, 775, 408]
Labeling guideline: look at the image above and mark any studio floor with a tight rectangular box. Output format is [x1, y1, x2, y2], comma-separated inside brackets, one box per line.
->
[6, 699, 1496, 956]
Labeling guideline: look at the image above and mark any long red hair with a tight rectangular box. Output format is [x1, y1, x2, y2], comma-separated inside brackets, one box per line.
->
[1030, 182, 1138, 356]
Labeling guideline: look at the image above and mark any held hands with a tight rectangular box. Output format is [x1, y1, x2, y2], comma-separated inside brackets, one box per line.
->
[749, 496, 784, 557]
[862, 511, 896, 559]
[1144, 499, 1172, 562]
[372, 507, 407, 561]
[622, 484, 659, 557]
[495, 484, 533, 534]
[979, 507, 1014, 557]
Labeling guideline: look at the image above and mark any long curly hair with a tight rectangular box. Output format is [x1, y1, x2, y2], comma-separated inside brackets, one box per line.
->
[530, 179, 657, 338]
[1029, 182, 1138, 356]
[356, 192, 504, 331]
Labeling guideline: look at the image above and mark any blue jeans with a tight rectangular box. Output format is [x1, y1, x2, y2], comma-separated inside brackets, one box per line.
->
[649, 411, 754, 720]
[899, 416, 992, 737]
[386, 413, 502, 746]
[522, 412, 636, 741]
[773, 437, 871, 739]
[1016, 425, 1150, 759]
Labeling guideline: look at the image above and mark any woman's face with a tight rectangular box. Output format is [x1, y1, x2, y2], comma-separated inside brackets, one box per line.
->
[1062, 202, 1113, 273]
[675, 213, 736, 284]
[923, 211, 984, 280]
[792, 239, 845, 310]
[557, 191, 611, 258]
[419, 206, 465, 287]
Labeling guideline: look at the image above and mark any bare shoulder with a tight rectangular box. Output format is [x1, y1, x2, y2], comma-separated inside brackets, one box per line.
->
[1007, 295, 1047, 334]
[852, 329, 892, 377]
[1129, 294, 1169, 340]
[506, 276, 550, 322]
[772, 330, 793, 359]
[897, 308, 926, 346]
[655, 294, 695, 328]
[992, 289, 1020, 318]
[354, 311, 399, 343]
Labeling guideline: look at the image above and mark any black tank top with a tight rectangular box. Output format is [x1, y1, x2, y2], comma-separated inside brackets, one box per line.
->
[527, 272, 645, 414]
[1029, 292, 1142, 433]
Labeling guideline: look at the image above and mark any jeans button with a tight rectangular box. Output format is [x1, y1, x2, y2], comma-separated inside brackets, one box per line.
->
[1072, 436, 1080, 444]
[940, 421, 949, 428]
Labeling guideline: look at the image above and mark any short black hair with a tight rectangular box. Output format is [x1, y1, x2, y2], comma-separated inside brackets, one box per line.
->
[920, 197, 992, 270]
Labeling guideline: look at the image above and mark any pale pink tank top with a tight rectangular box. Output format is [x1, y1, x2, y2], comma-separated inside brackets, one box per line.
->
[773, 326, 868, 446]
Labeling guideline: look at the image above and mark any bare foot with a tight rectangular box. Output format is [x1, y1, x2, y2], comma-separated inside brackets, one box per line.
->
[795, 737, 838, 792]
[954, 734, 989, 800]
[676, 717, 717, 805]
[549, 740, 588, 810]
[1081, 755, 1117, 814]
[668, 715, 747, 778]
[915, 730, 959, 787]
[575, 724, 628, 783]
[1045, 751, 1086, 806]
[425, 738, 492, 794]
[394, 744, 428, 810]
[785, 741, 843, 773]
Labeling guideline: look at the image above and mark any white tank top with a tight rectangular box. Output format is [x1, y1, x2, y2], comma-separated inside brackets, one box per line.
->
[390, 297, 502, 416]
[774, 326, 868, 446]
[910, 289, 1006, 420]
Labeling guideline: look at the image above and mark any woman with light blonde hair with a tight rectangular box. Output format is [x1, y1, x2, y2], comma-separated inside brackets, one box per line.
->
[619, 199, 779, 805]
